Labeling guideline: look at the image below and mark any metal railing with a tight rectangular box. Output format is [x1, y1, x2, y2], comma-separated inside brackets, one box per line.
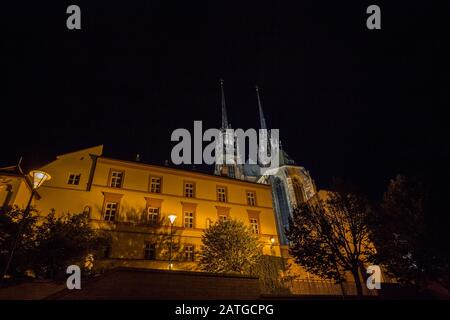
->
[262, 279, 378, 296]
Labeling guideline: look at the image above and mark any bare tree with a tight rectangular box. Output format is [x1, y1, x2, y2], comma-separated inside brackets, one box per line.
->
[286, 182, 374, 296]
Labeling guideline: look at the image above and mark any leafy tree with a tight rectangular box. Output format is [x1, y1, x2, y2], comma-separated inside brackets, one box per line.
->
[371, 175, 449, 288]
[286, 182, 374, 297]
[251, 255, 294, 294]
[0, 206, 38, 277]
[30, 211, 111, 279]
[199, 219, 262, 275]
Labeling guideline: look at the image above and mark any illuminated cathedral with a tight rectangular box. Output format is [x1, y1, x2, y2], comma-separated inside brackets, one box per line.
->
[214, 80, 317, 245]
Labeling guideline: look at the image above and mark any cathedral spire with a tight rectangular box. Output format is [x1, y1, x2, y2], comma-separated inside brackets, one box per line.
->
[256, 85, 271, 165]
[220, 79, 229, 129]
[255, 85, 267, 130]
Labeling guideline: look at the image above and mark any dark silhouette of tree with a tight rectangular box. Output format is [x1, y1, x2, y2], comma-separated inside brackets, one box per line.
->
[286, 181, 374, 297]
[30, 211, 111, 279]
[0, 205, 38, 278]
[199, 219, 262, 275]
[1, 206, 110, 280]
[371, 175, 449, 289]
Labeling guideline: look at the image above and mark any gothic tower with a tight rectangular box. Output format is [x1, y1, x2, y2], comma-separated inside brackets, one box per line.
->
[214, 79, 245, 180]
[254, 86, 317, 246]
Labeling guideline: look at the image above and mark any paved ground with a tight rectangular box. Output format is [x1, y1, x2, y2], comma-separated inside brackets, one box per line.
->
[0, 280, 65, 300]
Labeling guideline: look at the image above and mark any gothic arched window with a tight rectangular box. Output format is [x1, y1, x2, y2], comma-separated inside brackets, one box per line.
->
[292, 177, 305, 204]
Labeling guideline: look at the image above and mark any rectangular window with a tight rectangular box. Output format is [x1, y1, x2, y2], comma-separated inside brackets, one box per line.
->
[110, 171, 124, 188]
[67, 173, 81, 185]
[250, 218, 259, 234]
[218, 215, 227, 221]
[247, 191, 256, 206]
[184, 211, 194, 228]
[104, 202, 118, 222]
[147, 207, 160, 225]
[184, 245, 195, 261]
[150, 177, 161, 193]
[184, 181, 195, 198]
[217, 186, 227, 202]
[144, 243, 156, 260]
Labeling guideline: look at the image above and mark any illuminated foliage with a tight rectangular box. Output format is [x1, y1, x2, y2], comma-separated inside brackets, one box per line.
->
[199, 219, 262, 275]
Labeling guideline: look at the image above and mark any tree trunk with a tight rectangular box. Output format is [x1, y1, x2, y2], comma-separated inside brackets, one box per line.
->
[351, 267, 363, 298]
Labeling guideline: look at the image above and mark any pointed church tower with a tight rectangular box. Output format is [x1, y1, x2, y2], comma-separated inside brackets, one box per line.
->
[214, 79, 245, 179]
[256, 85, 267, 130]
[255, 85, 272, 165]
[220, 79, 229, 130]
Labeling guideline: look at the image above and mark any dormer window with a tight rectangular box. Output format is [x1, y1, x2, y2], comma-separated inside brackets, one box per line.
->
[67, 173, 81, 185]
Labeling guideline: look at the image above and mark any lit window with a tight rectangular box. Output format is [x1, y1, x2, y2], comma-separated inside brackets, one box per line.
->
[184, 211, 194, 228]
[147, 207, 160, 225]
[184, 182, 195, 198]
[104, 202, 118, 222]
[67, 173, 81, 185]
[250, 218, 259, 234]
[293, 178, 305, 204]
[184, 245, 195, 261]
[150, 177, 161, 193]
[247, 191, 256, 206]
[217, 186, 227, 202]
[110, 171, 124, 188]
[144, 243, 156, 260]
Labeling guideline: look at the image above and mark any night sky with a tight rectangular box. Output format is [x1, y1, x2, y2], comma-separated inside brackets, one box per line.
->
[2, 1, 449, 203]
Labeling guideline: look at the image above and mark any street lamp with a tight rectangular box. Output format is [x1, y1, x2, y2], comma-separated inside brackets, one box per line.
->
[1, 170, 51, 283]
[30, 170, 51, 189]
[168, 214, 177, 270]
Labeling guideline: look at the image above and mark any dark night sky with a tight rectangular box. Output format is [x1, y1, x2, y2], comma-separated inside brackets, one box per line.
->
[1, 1, 449, 202]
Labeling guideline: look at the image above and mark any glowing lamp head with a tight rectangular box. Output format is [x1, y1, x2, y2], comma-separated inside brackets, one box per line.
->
[29, 170, 51, 189]
[270, 237, 275, 244]
[168, 214, 177, 224]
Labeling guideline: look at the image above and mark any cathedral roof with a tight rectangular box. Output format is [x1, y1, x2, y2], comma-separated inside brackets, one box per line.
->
[279, 149, 296, 166]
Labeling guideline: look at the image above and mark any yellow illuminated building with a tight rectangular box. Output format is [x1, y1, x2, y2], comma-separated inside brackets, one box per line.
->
[0, 164, 38, 209]
[8, 145, 281, 271]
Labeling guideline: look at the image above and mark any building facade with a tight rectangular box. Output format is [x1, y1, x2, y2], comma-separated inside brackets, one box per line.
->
[25, 145, 281, 270]
[0, 164, 37, 210]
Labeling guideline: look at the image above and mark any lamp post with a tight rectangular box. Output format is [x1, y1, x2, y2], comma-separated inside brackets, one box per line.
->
[1, 170, 51, 283]
[168, 214, 177, 270]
